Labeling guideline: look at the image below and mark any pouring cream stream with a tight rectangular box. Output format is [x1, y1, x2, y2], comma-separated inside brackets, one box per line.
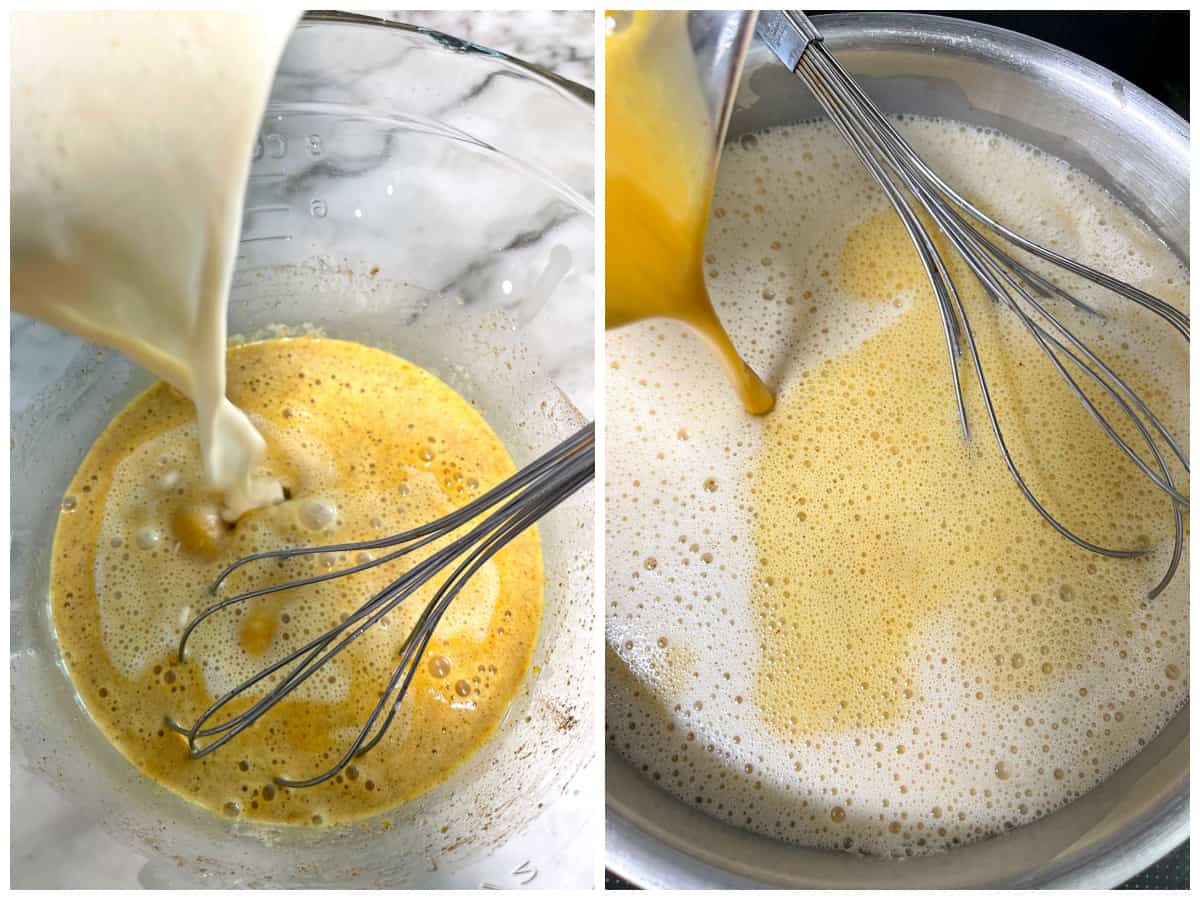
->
[11, 11, 296, 518]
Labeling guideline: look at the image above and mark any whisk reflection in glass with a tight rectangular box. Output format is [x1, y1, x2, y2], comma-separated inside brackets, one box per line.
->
[167, 422, 594, 787]
[757, 11, 1189, 597]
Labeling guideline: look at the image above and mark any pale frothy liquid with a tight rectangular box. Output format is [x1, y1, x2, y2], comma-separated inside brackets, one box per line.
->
[606, 118, 1188, 855]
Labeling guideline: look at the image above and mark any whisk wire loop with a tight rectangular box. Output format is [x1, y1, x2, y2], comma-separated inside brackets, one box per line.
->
[758, 12, 1189, 596]
[167, 423, 594, 786]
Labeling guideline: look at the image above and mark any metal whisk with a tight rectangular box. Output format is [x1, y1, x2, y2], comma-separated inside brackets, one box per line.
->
[167, 422, 594, 787]
[757, 11, 1189, 597]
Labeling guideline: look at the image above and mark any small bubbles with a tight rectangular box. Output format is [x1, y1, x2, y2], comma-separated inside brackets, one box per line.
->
[428, 656, 452, 679]
[61, 495, 78, 512]
[703, 477, 718, 493]
[420, 447, 436, 463]
[606, 115, 1190, 857]
[54, 113, 1191, 847]
[223, 801, 241, 818]
[454, 679, 472, 698]
[299, 498, 336, 531]
[1165, 664, 1180, 681]
[135, 527, 161, 550]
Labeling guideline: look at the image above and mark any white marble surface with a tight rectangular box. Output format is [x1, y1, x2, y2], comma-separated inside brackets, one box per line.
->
[376, 10, 595, 87]
[11, 10, 596, 889]
[244, 8, 597, 418]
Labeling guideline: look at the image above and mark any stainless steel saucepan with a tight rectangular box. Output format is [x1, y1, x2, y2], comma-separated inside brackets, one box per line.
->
[606, 12, 1188, 889]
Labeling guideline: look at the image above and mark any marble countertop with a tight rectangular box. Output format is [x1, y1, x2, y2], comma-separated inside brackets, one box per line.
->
[374, 10, 595, 88]
[11, 10, 596, 890]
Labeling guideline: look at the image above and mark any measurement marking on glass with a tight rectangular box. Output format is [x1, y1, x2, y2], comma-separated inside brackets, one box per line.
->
[479, 860, 537, 889]
[512, 860, 538, 885]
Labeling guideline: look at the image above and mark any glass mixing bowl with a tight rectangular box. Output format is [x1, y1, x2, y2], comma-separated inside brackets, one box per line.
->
[12, 13, 595, 888]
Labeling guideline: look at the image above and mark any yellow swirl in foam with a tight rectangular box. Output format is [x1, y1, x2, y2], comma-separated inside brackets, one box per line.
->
[52, 337, 542, 826]
[605, 117, 1188, 856]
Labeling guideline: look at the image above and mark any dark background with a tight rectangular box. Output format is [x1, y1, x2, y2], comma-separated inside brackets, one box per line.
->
[931, 10, 1188, 120]
[605, 10, 1189, 891]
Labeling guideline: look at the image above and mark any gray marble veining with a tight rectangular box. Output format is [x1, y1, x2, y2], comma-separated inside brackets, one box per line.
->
[377, 9, 595, 87]
[11, 10, 596, 889]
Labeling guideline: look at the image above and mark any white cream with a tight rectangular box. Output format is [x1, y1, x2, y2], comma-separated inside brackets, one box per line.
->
[11, 11, 296, 518]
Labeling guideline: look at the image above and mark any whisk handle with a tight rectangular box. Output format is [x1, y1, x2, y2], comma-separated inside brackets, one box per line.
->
[756, 11, 823, 72]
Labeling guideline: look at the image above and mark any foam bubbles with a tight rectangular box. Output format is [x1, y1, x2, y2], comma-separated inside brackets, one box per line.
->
[606, 117, 1188, 856]
[51, 337, 544, 826]
[298, 497, 337, 531]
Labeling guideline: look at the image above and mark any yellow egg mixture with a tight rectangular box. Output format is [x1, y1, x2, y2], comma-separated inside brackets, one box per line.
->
[605, 10, 774, 415]
[51, 337, 543, 826]
[750, 206, 1185, 739]
[606, 13, 1188, 856]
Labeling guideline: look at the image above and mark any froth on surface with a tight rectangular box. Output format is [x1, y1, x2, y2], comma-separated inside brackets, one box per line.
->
[605, 117, 1188, 856]
[52, 337, 543, 826]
